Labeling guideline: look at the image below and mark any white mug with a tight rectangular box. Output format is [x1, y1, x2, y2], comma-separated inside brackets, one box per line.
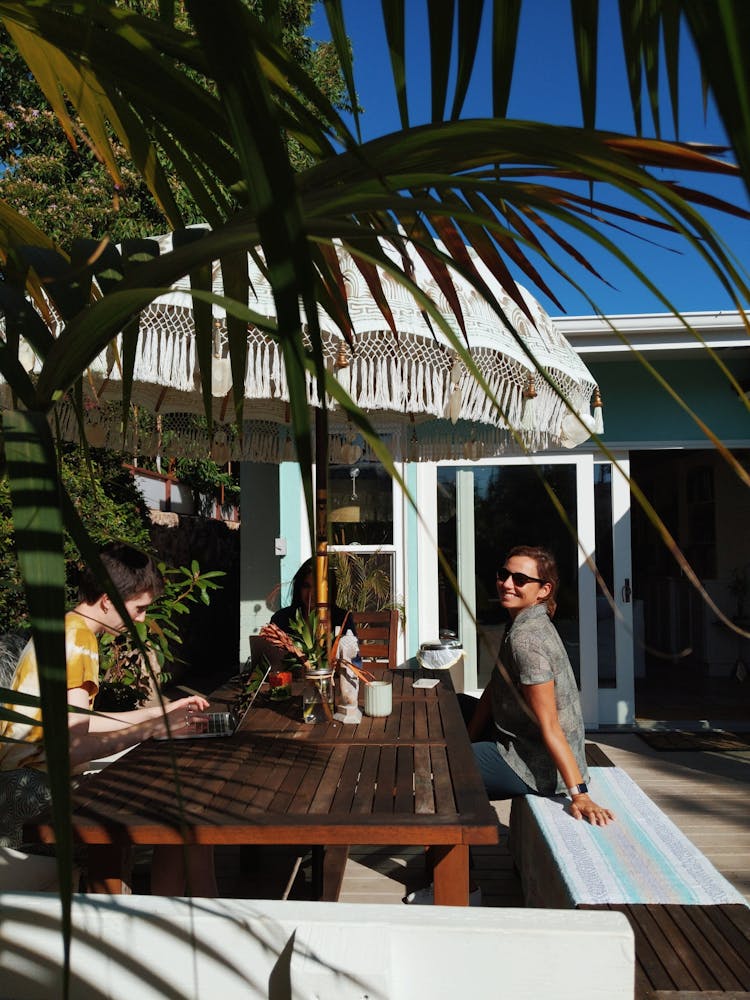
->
[364, 679, 392, 717]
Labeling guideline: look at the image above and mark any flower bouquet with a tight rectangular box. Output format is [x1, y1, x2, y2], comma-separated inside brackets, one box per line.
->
[258, 611, 326, 675]
[258, 611, 373, 723]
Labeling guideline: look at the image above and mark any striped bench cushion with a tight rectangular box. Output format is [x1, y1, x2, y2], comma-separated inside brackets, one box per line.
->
[509, 766, 747, 908]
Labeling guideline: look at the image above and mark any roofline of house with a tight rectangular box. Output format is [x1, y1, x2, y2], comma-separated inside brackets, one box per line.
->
[552, 309, 749, 357]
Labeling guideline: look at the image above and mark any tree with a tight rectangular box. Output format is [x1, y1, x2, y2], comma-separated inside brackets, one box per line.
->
[0, 444, 151, 633]
[0, 0, 346, 246]
[0, 1, 748, 987]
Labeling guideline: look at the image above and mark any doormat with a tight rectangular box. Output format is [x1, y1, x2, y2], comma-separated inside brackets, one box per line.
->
[638, 730, 750, 751]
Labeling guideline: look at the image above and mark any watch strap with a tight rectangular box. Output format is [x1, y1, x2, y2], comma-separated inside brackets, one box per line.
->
[567, 782, 588, 797]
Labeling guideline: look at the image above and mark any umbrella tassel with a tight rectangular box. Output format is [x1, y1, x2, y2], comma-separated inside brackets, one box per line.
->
[520, 375, 537, 432]
[592, 386, 604, 433]
[448, 358, 463, 424]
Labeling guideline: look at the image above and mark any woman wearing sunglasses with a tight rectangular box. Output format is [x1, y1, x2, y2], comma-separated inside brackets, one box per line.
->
[465, 545, 614, 826]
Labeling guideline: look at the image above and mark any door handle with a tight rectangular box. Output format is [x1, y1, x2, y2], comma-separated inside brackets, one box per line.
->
[621, 578, 632, 603]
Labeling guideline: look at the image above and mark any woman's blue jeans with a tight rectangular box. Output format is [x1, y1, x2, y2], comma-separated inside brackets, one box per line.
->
[471, 741, 534, 799]
[456, 693, 534, 799]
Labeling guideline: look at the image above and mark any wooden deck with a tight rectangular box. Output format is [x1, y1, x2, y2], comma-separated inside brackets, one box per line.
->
[333, 733, 750, 908]
[203, 732, 749, 909]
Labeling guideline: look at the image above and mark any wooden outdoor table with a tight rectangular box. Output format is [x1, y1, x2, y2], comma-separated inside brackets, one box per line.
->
[25, 667, 499, 905]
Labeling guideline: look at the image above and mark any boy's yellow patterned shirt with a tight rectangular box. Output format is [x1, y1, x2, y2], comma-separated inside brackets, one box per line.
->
[0, 612, 100, 771]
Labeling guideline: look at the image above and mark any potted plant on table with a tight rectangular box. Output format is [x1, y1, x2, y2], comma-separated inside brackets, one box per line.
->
[257, 610, 371, 722]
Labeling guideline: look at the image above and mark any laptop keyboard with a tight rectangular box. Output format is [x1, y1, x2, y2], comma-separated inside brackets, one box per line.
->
[203, 712, 234, 735]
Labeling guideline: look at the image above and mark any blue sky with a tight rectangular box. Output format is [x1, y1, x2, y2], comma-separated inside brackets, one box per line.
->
[311, 2, 749, 318]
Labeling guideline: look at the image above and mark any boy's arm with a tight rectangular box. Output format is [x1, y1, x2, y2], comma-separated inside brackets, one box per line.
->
[66, 687, 209, 769]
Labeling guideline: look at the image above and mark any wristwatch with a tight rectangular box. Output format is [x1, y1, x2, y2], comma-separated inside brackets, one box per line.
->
[567, 782, 589, 797]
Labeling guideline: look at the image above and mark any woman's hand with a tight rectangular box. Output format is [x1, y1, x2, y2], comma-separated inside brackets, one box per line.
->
[569, 793, 615, 825]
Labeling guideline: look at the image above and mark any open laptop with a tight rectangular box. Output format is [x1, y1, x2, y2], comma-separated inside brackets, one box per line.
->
[159, 662, 272, 740]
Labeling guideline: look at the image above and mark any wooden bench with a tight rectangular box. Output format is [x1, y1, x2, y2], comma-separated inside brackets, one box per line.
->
[509, 758, 750, 1000]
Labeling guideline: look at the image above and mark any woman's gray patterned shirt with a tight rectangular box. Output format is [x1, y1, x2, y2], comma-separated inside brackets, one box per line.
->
[489, 603, 589, 795]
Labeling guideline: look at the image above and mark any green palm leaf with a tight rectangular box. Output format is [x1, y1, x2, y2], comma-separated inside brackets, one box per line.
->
[3, 410, 73, 985]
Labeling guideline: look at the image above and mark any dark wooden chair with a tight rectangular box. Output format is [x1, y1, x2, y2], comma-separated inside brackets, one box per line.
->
[351, 609, 398, 671]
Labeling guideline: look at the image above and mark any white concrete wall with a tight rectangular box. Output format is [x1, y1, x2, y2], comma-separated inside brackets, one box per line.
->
[0, 894, 634, 1000]
[133, 471, 195, 514]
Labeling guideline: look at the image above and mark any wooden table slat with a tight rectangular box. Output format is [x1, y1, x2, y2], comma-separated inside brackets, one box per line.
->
[308, 744, 350, 815]
[371, 745, 398, 814]
[287, 746, 331, 814]
[393, 746, 416, 814]
[413, 700, 429, 741]
[329, 745, 366, 815]
[350, 745, 381, 815]
[430, 745, 457, 816]
[413, 745, 436, 815]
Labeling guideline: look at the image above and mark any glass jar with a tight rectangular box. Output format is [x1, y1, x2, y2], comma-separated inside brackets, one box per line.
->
[302, 669, 334, 724]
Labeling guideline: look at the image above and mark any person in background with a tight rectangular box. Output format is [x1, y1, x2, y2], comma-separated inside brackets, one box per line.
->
[271, 557, 354, 637]
[0, 542, 217, 896]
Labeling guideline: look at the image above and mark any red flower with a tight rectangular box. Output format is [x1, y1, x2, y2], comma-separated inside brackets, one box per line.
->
[268, 670, 293, 689]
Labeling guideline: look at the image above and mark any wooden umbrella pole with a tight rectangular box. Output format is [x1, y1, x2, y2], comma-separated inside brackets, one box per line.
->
[315, 410, 330, 655]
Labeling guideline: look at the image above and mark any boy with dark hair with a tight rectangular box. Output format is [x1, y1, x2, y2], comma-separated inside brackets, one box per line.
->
[0, 543, 217, 895]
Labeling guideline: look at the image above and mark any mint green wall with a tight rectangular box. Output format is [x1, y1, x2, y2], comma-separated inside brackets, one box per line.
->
[278, 462, 306, 603]
[590, 357, 750, 443]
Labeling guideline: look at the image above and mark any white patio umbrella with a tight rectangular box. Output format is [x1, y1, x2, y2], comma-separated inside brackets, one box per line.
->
[44, 231, 601, 463]
[2, 230, 601, 639]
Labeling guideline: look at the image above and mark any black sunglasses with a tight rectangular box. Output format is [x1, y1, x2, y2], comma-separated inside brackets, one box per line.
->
[496, 567, 546, 587]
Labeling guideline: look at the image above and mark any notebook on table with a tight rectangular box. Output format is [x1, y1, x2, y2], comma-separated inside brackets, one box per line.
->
[157, 663, 271, 740]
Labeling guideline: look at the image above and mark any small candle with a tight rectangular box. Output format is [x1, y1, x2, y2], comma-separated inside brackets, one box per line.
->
[364, 680, 392, 717]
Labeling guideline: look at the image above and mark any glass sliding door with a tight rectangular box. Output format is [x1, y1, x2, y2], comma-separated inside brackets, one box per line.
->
[437, 457, 582, 693]
[436, 453, 635, 727]
[595, 457, 635, 724]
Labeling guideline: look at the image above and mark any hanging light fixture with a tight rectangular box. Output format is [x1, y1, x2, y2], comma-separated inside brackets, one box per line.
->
[462, 433, 484, 461]
[330, 467, 361, 523]
[408, 416, 419, 463]
[340, 433, 363, 465]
